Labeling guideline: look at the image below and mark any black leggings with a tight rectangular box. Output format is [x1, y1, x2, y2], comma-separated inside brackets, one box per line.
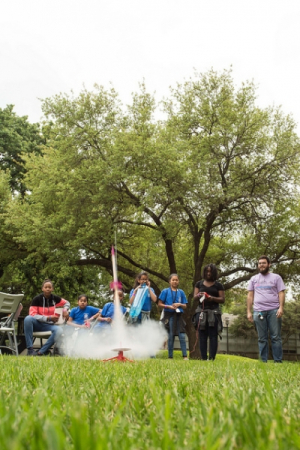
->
[199, 315, 218, 360]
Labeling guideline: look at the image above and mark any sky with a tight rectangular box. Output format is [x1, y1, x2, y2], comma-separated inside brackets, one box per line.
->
[1, 0, 300, 129]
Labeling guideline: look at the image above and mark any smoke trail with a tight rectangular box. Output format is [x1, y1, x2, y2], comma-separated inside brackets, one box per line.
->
[61, 319, 168, 360]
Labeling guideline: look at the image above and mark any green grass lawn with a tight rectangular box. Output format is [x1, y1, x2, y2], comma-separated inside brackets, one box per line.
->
[0, 352, 300, 449]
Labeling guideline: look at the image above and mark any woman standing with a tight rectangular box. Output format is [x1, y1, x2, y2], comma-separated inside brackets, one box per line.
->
[193, 264, 225, 360]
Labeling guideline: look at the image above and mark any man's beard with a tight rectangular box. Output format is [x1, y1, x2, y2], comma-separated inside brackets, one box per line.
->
[259, 267, 269, 275]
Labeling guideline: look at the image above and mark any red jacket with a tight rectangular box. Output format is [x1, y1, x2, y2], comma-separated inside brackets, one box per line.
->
[29, 293, 70, 322]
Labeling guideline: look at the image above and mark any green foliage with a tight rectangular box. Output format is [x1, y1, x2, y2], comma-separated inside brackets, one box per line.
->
[281, 296, 300, 345]
[229, 303, 258, 339]
[0, 105, 44, 195]
[0, 355, 300, 449]
[0, 106, 45, 296]
[0, 171, 28, 287]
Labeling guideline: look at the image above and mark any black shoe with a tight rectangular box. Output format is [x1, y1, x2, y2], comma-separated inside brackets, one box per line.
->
[37, 350, 51, 356]
[27, 348, 37, 356]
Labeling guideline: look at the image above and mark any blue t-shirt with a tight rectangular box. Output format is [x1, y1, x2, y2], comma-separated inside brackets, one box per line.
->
[159, 288, 188, 313]
[129, 287, 155, 312]
[69, 305, 100, 325]
[95, 302, 127, 328]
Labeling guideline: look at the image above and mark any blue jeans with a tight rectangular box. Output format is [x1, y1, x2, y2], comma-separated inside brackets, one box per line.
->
[253, 309, 282, 362]
[24, 316, 64, 354]
[168, 315, 187, 358]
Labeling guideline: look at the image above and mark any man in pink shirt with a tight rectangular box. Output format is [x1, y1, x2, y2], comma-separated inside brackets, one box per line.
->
[247, 255, 285, 363]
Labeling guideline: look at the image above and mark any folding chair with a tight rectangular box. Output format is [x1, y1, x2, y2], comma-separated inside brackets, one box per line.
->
[0, 292, 24, 355]
[32, 331, 52, 349]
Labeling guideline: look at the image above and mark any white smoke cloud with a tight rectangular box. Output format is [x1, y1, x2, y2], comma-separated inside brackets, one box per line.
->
[61, 319, 168, 360]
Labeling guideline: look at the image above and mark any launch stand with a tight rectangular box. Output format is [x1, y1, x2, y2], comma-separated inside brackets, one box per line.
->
[102, 347, 134, 362]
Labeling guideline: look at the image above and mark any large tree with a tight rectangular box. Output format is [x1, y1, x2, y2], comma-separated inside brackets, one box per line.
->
[0, 105, 44, 195]
[6, 70, 300, 356]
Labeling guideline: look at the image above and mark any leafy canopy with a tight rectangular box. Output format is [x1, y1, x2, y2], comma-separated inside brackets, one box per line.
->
[3, 70, 300, 348]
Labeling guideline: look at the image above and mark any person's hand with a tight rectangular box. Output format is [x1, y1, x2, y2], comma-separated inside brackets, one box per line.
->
[276, 307, 283, 318]
[173, 303, 181, 308]
[199, 292, 210, 298]
[62, 309, 69, 319]
[51, 315, 59, 323]
[247, 312, 253, 323]
[106, 317, 112, 323]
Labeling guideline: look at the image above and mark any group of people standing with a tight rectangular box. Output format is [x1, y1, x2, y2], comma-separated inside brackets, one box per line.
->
[24, 255, 285, 363]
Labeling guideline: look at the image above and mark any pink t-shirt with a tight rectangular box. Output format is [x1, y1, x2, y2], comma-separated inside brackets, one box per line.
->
[247, 272, 285, 311]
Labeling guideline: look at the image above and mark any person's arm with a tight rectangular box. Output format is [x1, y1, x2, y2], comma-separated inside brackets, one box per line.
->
[247, 291, 254, 322]
[97, 314, 112, 323]
[85, 307, 100, 321]
[95, 304, 112, 323]
[158, 300, 176, 310]
[206, 290, 225, 304]
[193, 286, 200, 300]
[173, 302, 187, 310]
[277, 291, 285, 318]
[144, 281, 157, 303]
[89, 311, 101, 321]
[29, 295, 46, 321]
[29, 304, 59, 323]
[57, 298, 70, 309]
[66, 317, 85, 328]
[60, 299, 70, 319]
[172, 290, 188, 310]
[149, 287, 157, 303]
[130, 287, 140, 304]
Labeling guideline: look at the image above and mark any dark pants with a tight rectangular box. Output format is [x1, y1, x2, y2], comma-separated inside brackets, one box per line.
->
[199, 315, 218, 360]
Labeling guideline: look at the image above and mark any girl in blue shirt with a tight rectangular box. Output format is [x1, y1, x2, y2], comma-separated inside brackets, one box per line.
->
[68, 294, 100, 327]
[158, 274, 188, 359]
[129, 271, 157, 323]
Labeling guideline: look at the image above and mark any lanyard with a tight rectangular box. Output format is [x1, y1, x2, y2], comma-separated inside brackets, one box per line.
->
[170, 288, 178, 304]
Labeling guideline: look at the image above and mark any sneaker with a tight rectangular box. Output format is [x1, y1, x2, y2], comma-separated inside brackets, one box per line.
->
[27, 348, 37, 356]
[183, 357, 189, 360]
[37, 350, 51, 356]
